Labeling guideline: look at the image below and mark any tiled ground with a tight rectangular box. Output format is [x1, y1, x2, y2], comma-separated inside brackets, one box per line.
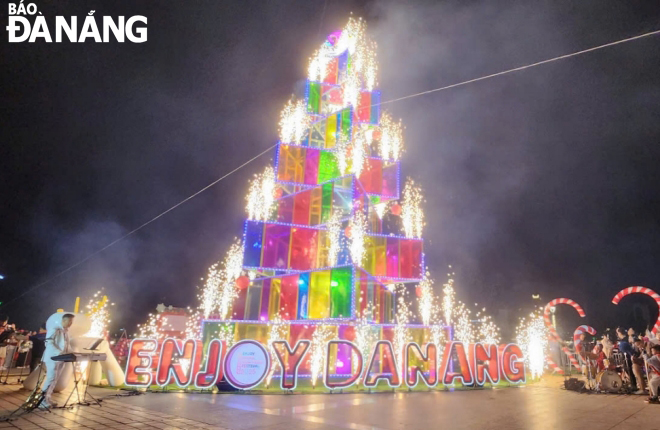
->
[0, 383, 222, 429]
[0, 375, 658, 429]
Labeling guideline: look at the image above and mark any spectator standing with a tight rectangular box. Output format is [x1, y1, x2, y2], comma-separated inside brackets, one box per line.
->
[29, 325, 47, 373]
[0, 315, 14, 370]
[645, 345, 660, 404]
[17, 334, 32, 368]
[632, 339, 647, 394]
[617, 327, 638, 390]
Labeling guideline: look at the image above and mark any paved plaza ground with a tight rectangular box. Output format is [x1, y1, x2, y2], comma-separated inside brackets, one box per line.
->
[0, 376, 657, 429]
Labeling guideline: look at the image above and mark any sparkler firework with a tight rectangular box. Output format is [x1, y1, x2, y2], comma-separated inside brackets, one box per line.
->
[475, 309, 501, 344]
[349, 209, 367, 266]
[379, 112, 403, 161]
[197, 239, 244, 320]
[266, 316, 288, 387]
[393, 285, 413, 379]
[401, 178, 424, 238]
[516, 310, 548, 379]
[246, 166, 276, 222]
[442, 276, 456, 326]
[453, 301, 474, 344]
[124, 17, 535, 394]
[218, 239, 244, 319]
[354, 309, 378, 377]
[327, 210, 342, 267]
[309, 325, 334, 387]
[279, 99, 311, 145]
[417, 271, 440, 326]
[84, 292, 112, 338]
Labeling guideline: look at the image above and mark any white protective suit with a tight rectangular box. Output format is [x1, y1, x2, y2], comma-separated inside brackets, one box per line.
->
[42, 313, 72, 405]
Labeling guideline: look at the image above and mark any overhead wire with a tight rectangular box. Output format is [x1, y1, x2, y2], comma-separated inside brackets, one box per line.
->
[376, 29, 660, 108]
[3, 28, 659, 307]
[0, 144, 276, 308]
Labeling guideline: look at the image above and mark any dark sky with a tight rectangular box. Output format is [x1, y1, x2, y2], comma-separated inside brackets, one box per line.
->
[2, 0, 660, 339]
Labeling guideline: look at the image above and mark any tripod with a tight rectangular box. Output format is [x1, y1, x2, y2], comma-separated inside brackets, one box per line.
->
[58, 360, 102, 408]
[0, 362, 48, 422]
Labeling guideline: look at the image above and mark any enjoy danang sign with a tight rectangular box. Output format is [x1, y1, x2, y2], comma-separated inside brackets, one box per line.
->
[124, 338, 526, 391]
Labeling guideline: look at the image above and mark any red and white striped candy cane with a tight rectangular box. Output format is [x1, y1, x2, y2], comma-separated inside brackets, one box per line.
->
[612, 286, 660, 334]
[544, 298, 586, 371]
[546, 356, 564, 375]
[573, 325, 597, 352]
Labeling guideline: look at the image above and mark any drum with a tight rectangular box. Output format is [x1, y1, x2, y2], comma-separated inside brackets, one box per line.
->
[597, 370, 622, 393]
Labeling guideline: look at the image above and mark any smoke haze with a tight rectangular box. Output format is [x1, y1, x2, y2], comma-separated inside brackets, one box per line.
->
[2, 0, 659, 338]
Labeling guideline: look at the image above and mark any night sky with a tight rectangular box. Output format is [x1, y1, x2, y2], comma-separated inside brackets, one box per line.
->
[2, 0, 660, 339]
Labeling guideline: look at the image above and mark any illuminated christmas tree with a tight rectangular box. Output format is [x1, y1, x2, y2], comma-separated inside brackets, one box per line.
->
[201, 17, 444, 385]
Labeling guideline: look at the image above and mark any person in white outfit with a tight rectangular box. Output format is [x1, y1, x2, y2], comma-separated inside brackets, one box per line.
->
[645, 344, 660, 404]
[41, 313, 74, 408]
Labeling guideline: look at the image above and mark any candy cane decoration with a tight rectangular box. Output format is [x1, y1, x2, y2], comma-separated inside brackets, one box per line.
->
[544, 298, 586, 372]
[573, 325, 597, 354]
[546, 356, 563, 375]
[612, 286, 660, 334]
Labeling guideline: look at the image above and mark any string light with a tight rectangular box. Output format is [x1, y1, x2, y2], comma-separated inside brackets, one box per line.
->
[401, 178, 424, 238]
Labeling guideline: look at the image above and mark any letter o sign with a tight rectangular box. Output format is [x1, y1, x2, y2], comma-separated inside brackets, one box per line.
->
[224, 340, 270, 390]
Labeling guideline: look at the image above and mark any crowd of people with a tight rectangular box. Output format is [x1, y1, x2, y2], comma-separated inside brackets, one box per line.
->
[0, 315, 46, 375]
[576, 326, 660, 403]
